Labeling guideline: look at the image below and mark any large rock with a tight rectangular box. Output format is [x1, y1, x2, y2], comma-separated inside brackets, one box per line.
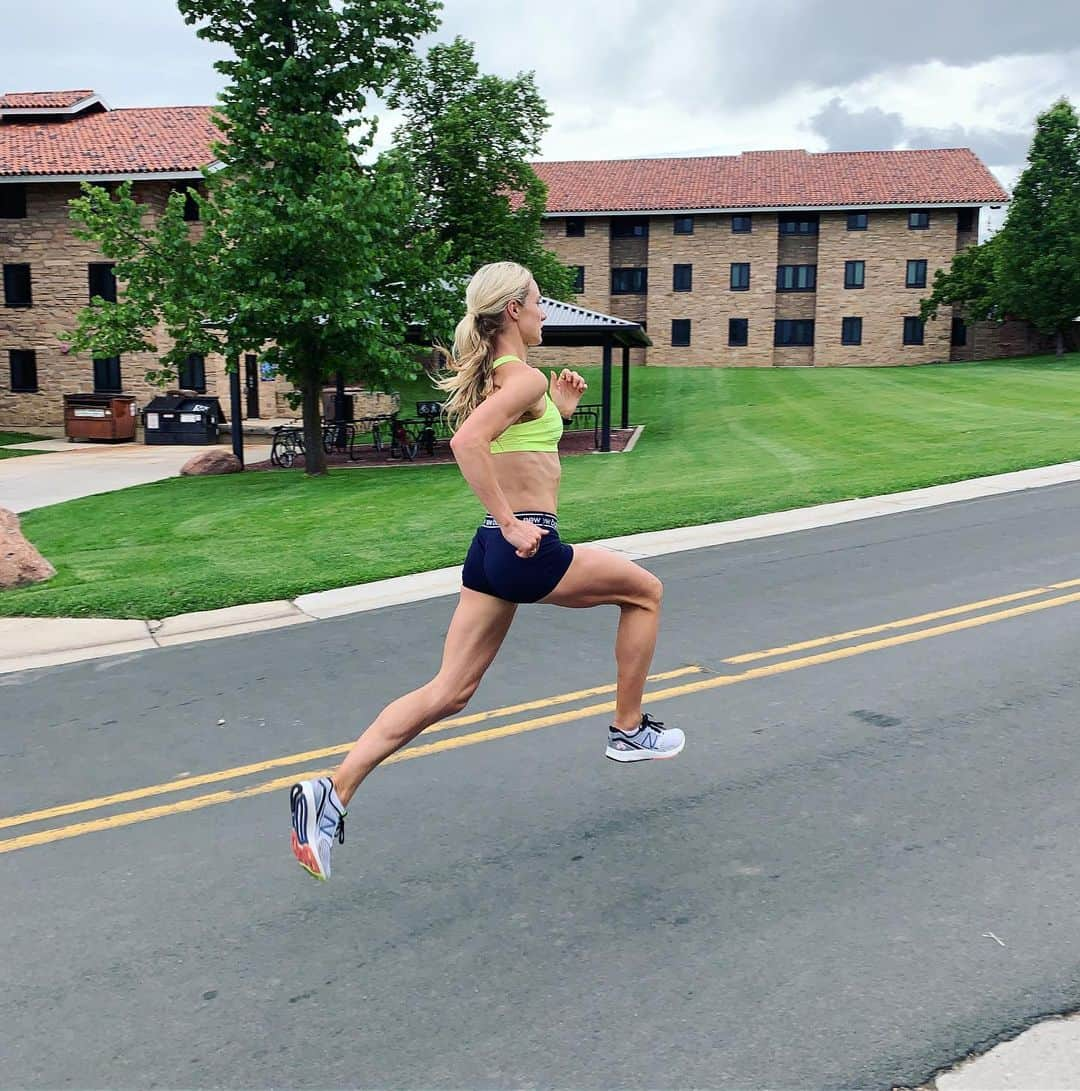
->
[0, 508, 55, 589]
[180, 449, 242, 476]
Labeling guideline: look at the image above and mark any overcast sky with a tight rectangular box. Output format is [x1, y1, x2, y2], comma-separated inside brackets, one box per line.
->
[6, 0, 1079, 227]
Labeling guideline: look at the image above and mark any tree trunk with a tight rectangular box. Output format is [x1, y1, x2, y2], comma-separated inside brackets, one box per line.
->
[1056, 329, 1065, 357]
[300, 373, 327, 476]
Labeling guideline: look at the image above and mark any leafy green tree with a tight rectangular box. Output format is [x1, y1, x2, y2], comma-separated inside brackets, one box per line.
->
[923, 98, 1080, 357]
[385, 36, 576, 304]
[995, 99, 1080, 356]
[67, 0, 449, 475]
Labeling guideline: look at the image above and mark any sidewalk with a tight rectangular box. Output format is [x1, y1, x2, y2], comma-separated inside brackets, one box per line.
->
[6, 458, 1080, 1088]
[0, 439, 271, 513]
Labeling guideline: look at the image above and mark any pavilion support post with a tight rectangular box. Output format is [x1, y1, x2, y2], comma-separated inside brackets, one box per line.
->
[601, 338, 613, 453]
[620, 344, 630, 429]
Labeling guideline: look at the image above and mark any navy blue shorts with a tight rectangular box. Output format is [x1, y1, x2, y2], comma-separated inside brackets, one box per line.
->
[462, 512, 575, 603]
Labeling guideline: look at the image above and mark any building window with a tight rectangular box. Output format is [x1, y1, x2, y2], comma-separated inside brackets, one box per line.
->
[0, 184, 27, 219]
[673, 263, 692, 292]
[730, 262, 750, 291]
[776, 264, 817, 291]
[171, 182, 201, 222]
[951, 316, 967, 346]
[778, 214, 819, 235]
[9, 349, 37, 392]
[88, 262, 117, 303]
[903, 317, 925, 345]
[957, 208, 975, 232]
[572, 265, 584, 293]
[847, 211, 868, 231]
[671, 319, 691, 347]
[93, 356, 122, 392]
[774, 319, 815, 346]
[841, 317, 863, 345]
[179, 353, 207, 392]
[906, 259, 928, 288]
[565, 218, 585, 237]
[844, 260, 865, 289]
[732, 215, 752, 233]
[3, 263, 32, 307]
[728, 318, 748, 346]
[908, 211, 930, 230]
[611, 267, 647, 294]
[610, 217, 649, 238]
[673, 216, 694, 235]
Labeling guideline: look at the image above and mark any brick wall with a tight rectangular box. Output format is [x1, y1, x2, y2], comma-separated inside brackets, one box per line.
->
[0, 180, 292, 430]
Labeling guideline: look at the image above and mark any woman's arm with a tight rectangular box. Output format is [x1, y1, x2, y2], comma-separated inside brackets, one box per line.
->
[548, 369, 588, 419]
[449, 362, 549, 556]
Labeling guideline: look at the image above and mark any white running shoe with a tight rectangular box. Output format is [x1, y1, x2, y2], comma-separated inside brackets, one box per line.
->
[289, 776, 346, 880]
[605, 713, 686, 762]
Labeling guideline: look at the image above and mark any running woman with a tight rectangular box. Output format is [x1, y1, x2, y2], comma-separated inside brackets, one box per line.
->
[290, 261, 685, 880]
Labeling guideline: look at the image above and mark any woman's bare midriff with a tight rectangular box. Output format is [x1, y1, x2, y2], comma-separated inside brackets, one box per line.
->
[491, 450, 561, 514]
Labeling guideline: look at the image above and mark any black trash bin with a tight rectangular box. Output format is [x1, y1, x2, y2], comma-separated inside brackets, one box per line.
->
[142, 395, 226, 445]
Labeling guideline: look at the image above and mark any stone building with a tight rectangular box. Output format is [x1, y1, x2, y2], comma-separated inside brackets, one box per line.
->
[532, 150, 1033, 369]
[0, 89, 298, 432]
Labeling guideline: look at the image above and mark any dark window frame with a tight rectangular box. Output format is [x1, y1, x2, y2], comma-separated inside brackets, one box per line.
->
[908, 210, 930, 230]
[903, 316, 925, 345]
[88, 262, 117, 303]
[672, 216, 694, 235]
[951, 316, 968, 346]
[731, 214, 752, 234]
[565, 217, 585, 237]
[93, 356, 123, 393]
[846, 211, 868, 231]
[776, 264, 817, 292]
[610, 217, 649, 239]
[778, 214, 819, 235]
[3, 263, 32, 308]
[9, 349, 38, 392]
[957, 208, 975, 232]
[0, 184, 27, 219]
[178, 353, 207, 393]
[844, 260, 865, 289]
[572, 265, 585, 293]
[671, 319, 691, 347]
[672, 263, 693, 292]
[841, 317, 863, 346]
[728, 318, 748, 347]
[730, 262, 750, 291]
[906, 259, 928, 288]
[611, 267, 648, 295]
[774, 319, 815, 346]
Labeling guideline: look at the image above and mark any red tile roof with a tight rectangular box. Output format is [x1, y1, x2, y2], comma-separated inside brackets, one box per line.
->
[0, 90, 96, 109]
[532, 149, 1009, 212]
[0, 105, 221, 177]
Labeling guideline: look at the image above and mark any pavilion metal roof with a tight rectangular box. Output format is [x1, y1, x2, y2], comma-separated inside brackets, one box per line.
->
[538, 296, 651, 348]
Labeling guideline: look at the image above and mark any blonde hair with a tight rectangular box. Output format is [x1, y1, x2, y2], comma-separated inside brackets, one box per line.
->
[435, 261, 533, 430]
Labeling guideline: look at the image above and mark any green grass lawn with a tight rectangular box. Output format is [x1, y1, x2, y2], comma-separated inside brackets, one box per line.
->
[0, 431, 49, 459]
[4, 353, 1080, 619]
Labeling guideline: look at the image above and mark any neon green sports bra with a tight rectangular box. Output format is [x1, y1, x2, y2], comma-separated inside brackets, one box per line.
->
[489, 355, 563, 454]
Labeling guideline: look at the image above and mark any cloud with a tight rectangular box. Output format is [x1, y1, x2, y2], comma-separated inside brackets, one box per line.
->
[809, 96, 1034, 169]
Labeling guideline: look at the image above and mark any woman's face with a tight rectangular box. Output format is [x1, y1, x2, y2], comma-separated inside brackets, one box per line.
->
[509, 280, 546, 347]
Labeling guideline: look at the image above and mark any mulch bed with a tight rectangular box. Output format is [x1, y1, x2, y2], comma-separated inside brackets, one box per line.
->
[246, 427, 636, 471]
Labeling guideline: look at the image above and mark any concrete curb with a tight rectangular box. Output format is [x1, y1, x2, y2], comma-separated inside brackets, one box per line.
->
[4, 457, 1080, 676]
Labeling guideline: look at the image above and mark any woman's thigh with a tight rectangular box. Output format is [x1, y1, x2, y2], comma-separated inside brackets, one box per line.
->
[539, 545, 661, 609]
[435, 587, 519, 686]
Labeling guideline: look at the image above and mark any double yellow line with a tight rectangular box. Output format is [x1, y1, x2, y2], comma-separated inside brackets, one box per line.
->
[5, 576, 1080, 856]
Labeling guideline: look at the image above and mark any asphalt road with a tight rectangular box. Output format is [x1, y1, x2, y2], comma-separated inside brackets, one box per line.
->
[5, 483, 1080, 1090]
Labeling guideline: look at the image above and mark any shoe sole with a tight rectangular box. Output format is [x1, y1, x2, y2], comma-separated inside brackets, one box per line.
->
[290, 783, 328, 880]
[605, 737, 686, 762]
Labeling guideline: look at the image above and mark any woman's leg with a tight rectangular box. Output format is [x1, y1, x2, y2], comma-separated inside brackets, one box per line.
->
[332, 588, 518, 806]
[540, 545, 663, 731]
